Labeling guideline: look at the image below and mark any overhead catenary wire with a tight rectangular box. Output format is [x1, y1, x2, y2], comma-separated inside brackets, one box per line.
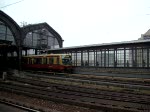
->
[0, 0, 24, 9]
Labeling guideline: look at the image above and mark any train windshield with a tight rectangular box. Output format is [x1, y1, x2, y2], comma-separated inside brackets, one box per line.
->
[62, 55, 72, 65]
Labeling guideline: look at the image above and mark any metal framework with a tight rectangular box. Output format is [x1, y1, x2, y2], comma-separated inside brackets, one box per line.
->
[22, 23, 63, 49]
[0, 10, 64, 70]
[48, 40, 150, 68]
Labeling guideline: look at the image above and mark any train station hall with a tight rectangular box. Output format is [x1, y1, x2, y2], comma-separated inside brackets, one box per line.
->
[1, 10, 150, 74]
[0, 10, 63, 73]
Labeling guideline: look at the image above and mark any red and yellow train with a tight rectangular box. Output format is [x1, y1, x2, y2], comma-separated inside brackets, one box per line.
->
[22, 54, 73, 72]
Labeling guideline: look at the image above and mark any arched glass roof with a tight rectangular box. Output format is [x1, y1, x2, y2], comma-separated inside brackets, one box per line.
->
[22, 23, 63, 49]
[23, 28, 60, 49]
[0, 10, 21, 46]
[0, 20, 16, 45]
[0, 11, 63, 50]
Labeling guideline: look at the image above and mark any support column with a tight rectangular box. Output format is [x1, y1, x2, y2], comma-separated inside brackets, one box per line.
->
[87, 50, 89, 66]
[147, 48, 149, 68]
[75, 51, 77, 66]
[25, 49, 27, 56]
[18, 46, 22, 70]
[124, 47, 126, 67]
[81, 51, 83, 66]
[94, 50, 96, 66]
[104, 49, 106, 67]
[35, 49, 38, 55]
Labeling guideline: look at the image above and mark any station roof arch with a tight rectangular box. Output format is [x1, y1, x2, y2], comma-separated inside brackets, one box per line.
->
[0, 10, 21, 46]
[22, 22, 63, 48]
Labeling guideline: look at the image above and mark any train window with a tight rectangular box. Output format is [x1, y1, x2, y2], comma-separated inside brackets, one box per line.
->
[49, 57, 54, 64]
[56, 57, 60, 65]
[22, 58, 28, 64]
[33, 58, 42, 64]
[29, 58, 33, 64]
[43, 58, 47, 64]
[62, 55, 72, 65]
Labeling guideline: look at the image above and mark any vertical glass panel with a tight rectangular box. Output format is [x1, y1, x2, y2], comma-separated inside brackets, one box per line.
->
[77, 52, 81, 66]
[54, 38, 59, 45]
[149, 49, 150, 67]
[83, 51, 88, 66]
[0, 22, 15, 45]
[71, 52, 76, 66]
[143, 48, 147, 67]
[27, 49, 35, 55]
[137, 48, 142, 67]
[7, 27, 12, 35]
[23, 28, 60, 49]
[0, 24, 6, 34]
[0, 24, 6, 40]
[117, 48, 124, 67]
[101, 50, 105, 67]
[45, 29, 53, 36]
[13, 51, 17, 56]
[94, 50, 97, 66]
[132, 48, 136, 67]
[109, 49, 114, 67]
[22, 50, 25, 56]
[89, 52, 94, 66]
[6, 35, 15, 44]
[96, 50, 101, 67]
[6, 26, 15, 45]
[125, 48, 132, 67]
[48, 37, 53, 49]
[24, 32, 32, 47]
[0, 33, 5, 40]
[105, 50, 109, 67]
[33, 32, 38, 47]
[7, 52, 12, 57]
[54, 45, 59, 49]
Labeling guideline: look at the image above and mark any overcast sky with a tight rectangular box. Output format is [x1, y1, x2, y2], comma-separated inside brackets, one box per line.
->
[1, 0, 150, 47]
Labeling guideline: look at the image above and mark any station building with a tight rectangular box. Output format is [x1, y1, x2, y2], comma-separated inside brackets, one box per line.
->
[1, 10, 150, 74]
[0, 10, 63, 71]
[48, 30, 150, 74]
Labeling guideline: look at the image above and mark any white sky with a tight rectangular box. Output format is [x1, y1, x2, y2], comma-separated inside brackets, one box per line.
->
[1, 0, 150, 47]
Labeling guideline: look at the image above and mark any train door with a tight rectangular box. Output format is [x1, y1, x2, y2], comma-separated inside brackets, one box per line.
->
[48, 56, 54, 65]
[53, 56, 60, 65]
[56, 56, 60, 65]
[42, 57, 47, 64]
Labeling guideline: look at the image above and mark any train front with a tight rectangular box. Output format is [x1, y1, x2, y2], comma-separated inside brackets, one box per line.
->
[61, 54, 73, 73]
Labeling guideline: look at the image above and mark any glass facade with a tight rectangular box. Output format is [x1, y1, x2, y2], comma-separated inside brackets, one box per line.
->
[108, 49, 114, 67]
[71, 52, 76, 66]
[0, 21, 16, 45]
[77, 52, 81, 66]
[117, 48, 124, 67]
[65, 46, 150, 68]
[82, 51, 88, 66]
[23, 28, 59, 49]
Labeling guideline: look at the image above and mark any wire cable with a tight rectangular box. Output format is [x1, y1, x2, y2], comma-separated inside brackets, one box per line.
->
[0, 0, 24, 9]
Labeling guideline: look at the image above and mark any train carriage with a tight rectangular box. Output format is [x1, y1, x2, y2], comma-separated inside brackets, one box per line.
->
[22, 54, 73, 72]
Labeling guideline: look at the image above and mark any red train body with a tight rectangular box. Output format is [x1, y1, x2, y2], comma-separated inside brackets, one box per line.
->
[22, 54, 73, 72]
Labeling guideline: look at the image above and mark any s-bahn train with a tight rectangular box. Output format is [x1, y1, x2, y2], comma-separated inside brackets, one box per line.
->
[22, 54, 73, 72]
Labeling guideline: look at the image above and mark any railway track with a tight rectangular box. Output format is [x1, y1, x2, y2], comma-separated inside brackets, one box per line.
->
[0, 97, 41, 112]
[1, 80, 150, 105]
[24, 70, 150, 85]
[19, 71, 150, 92]
[1, 76, 150, 112]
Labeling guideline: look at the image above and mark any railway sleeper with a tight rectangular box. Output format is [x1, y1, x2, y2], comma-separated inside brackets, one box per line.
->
[1, 87, 149, 112]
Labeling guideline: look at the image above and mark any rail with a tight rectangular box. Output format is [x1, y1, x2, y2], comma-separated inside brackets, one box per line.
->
[1, 76, 150, 111]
